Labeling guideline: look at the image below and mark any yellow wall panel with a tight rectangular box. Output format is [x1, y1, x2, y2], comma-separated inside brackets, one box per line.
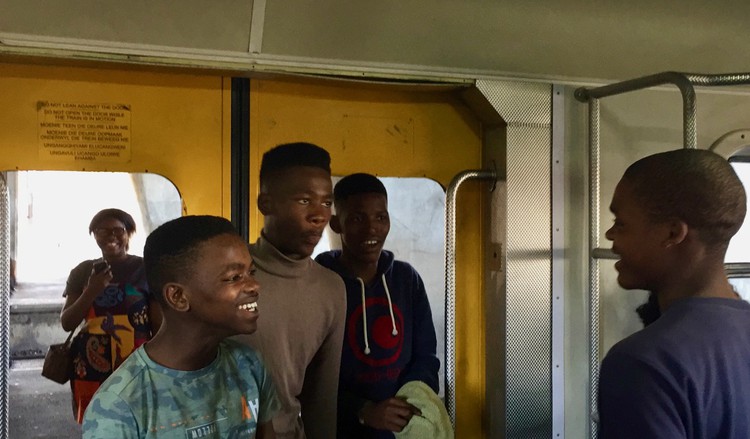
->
[249, 76, 487, 437]
[249, 78, 480, 185]
[455, 184, 486, 438]
[0, 63, 490, 436]
[0, 62, 230, 217]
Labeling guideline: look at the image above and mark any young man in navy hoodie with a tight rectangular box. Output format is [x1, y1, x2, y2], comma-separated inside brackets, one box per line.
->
[315, 173, 440, 438]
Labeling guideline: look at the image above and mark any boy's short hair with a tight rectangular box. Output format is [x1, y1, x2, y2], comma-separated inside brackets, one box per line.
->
[623, 148, 746, 250]
[144, 215, 239, 303]
[333, 173, 388, 209]
[259, 142, 331, 190]
[89, 208, 136, 235]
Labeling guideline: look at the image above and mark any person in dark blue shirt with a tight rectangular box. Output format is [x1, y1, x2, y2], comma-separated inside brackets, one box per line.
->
[599, 148, 750, 439]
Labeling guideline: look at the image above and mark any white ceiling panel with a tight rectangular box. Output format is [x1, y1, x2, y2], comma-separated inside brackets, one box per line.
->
[0, 0, 254, 52]
[1, 0, 749, 82]
[261, 0, 750, 81]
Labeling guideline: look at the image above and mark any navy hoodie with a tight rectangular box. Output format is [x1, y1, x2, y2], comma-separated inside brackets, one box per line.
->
[315, 250, 440, 439]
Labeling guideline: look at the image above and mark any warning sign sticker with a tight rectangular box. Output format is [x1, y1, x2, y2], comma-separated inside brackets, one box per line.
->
[38, 102, 131, 163]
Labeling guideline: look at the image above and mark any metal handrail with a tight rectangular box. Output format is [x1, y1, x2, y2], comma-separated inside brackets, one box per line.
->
[0, 176, 10, 439]
[725, 263, 750, 278]
[575, 72, 697, 149]
[587, 98, 602, 439]
[684, 73, 750, 86]
[575, 72, 750, 152]
[444, 169, 496, 427]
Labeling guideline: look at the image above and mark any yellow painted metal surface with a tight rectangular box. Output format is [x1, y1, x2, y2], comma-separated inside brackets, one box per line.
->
[249, 76, 487, 437]
[0, 62, 230, 217]
[0, 62, 491, 436]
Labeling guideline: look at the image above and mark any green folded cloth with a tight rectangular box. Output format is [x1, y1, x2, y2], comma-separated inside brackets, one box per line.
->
[394, 381, 454, 439]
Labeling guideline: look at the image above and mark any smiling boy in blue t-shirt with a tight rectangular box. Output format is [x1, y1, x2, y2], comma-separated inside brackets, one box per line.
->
[83, 215, 280, 438]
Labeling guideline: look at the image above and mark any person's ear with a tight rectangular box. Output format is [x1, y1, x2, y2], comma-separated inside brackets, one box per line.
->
[163, 283, 190, 312]
[257, 193, 272, 216]
[663, 219, 688, 248]
[330, 215, 342, 234]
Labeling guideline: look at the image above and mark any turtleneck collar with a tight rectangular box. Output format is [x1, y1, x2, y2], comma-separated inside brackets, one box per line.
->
[251, 232, 313, 279]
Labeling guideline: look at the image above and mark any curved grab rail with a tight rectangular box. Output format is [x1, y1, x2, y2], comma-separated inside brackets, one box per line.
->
[575, 71, 750, 153]
[575, 71, 697, 149]
[444, 169, 496, 427]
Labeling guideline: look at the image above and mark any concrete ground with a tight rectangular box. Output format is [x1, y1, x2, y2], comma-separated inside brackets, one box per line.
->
[10, 282, 69, 362]
[7, 283, 80, 438]
[8, 359, 81, 438]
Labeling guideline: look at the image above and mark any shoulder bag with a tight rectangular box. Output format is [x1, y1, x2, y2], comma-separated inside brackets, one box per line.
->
[41, 329, 77, 384]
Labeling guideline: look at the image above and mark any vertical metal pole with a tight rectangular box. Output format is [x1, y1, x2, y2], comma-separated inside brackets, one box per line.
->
[0, 175, 10, 439]
[588, 99, 601, 439]
[444, 169, 496, 427]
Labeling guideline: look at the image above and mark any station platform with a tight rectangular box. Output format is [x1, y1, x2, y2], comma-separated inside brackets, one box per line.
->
[9, 359, 81, 438]
[5, 283, 79, 437]
[9, 282, 67, 360]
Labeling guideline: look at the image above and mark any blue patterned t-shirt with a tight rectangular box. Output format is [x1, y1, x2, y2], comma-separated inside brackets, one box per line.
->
[82, 339, 280, 438]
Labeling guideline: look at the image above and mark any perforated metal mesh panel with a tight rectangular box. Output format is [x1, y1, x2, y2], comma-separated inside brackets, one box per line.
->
[478, 81, 551, 127]
[477, 80, 552, 438]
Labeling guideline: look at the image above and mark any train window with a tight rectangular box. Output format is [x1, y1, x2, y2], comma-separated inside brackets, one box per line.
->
[5, 170, 181, 438]
[726, 162, 750, 264]
[729, 278, 750, 302]
[8, 171, 182, 285]
[727, 162, 750, 302]
[313, 177, 447, 397]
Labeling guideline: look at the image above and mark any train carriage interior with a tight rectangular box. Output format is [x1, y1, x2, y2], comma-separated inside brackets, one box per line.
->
[2, 1, 750, 438]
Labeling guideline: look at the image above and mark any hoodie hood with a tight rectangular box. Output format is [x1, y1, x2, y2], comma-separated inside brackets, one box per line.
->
[315, 249, 395, 281]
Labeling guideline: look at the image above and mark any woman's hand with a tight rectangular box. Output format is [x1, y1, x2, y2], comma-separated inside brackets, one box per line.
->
[61, 263, 113, 331]
[359, 398, 421, 432]
[84, 266, 112, 298]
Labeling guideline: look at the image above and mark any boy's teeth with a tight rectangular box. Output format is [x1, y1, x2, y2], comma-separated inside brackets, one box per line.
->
[238, 303, 258, 311]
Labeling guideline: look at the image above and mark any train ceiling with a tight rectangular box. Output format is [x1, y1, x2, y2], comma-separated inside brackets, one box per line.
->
[1, 0, 748, 84]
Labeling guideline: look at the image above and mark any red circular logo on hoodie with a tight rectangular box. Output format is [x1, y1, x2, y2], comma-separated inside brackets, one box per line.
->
[348, 297, 404, 367]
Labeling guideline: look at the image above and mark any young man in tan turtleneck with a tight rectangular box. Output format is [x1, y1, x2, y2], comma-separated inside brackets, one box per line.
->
[236, 142, 346, 439]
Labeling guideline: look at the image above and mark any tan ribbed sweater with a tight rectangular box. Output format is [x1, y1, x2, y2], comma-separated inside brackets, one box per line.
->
[235, 234, 346, 439]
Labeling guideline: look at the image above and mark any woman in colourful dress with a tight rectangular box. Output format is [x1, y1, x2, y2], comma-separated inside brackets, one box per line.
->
[60, 208, 160, 423]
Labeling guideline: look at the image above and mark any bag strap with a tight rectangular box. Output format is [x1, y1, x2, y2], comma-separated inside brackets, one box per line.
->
[63, 319, 84, 347]
[63, 329, 76, 346]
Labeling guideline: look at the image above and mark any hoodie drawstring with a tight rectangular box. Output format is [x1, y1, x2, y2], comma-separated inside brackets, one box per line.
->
[357, 278, 371, 355]
[382, 274, 399, 337]
[358, 274, 398, 356]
